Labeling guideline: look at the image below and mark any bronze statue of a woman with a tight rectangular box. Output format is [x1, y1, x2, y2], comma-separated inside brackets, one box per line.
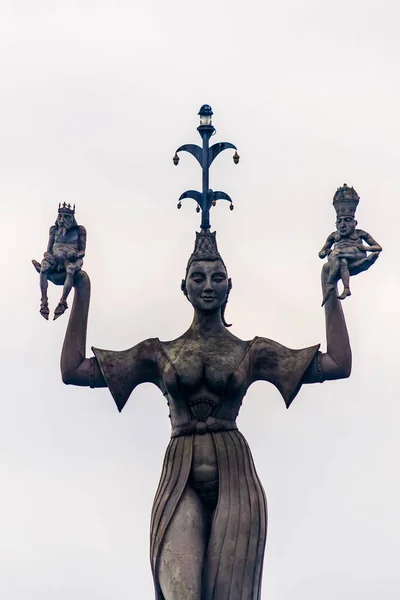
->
[56, 228, 351, 599]
[36, 108, 355, 599]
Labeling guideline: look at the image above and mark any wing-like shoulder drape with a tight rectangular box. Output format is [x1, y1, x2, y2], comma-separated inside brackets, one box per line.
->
[251, 338, 321, 408]
[150, 430, 267, 600]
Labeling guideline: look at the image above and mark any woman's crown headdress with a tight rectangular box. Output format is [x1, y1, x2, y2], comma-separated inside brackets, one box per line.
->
[333, 184, 359, 217]
[186, 230, 225, 272]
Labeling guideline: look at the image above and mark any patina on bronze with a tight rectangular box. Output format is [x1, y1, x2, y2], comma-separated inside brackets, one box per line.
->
[36, 109, 353, 600]
[32, 203, 86, 320]
[319, 184, 382, 306]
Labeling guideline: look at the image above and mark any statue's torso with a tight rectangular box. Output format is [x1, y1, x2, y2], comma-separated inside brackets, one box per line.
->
[53, 227, 80, 260]
[93, 333, 317, 508]
[158, 334, 254, 501]
[331, 230, 366, 261]
[159, 334, 251, 420]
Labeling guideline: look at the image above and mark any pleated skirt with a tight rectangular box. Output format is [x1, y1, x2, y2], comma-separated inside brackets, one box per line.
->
[150, 430, 268, 600]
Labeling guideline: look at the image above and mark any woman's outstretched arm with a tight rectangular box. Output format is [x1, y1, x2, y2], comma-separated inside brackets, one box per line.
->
[60, 270, 106, 387]
[60, 270, 159, 396]
[304, 263, 352, 383]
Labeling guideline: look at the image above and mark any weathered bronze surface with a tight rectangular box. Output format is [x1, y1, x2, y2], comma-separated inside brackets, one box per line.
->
[33, 113, 374, 598]
[32, 203, 86, 320]
[319, 184, 382, 305]
[36, 220, 353, 599]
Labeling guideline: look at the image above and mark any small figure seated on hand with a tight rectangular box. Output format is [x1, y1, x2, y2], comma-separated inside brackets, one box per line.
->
[33, 203, 86, 320]
[319, 184, 382, 306]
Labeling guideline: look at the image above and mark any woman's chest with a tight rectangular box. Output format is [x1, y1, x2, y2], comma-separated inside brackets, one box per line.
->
[160, 338, 250, 395]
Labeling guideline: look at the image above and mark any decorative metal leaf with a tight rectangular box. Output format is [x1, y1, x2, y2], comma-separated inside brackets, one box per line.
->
[179, 190, 203, 205]
[175, 144, 202, 166]
[212, 191, 233, 203]
[208, 142, 237, 167]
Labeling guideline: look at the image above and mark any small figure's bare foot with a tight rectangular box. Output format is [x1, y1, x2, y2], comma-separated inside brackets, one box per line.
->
[321, 284, 335, 307]
[40, 300, 49, 320]
[32, 259, 41, 274]
[53, 301, 68, 320]
[337, 288, 351, 300]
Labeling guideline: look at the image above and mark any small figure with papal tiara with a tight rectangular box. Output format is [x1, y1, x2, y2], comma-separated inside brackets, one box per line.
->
[319, 184, 382, 306]
[32, 203, 86, 320]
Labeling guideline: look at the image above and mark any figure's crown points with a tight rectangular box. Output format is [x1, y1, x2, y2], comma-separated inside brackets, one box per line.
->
[58, 202, 76, 215]
[333, 184, 359, 217]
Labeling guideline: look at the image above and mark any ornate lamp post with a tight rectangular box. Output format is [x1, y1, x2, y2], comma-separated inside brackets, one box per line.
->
[173, 104, 240, 230]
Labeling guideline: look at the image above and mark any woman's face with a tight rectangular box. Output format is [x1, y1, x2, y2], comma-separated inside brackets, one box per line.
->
[185, 259, 229, 313]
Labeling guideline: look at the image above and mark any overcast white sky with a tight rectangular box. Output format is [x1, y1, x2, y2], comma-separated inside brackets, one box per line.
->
[1, 0, 400, 598]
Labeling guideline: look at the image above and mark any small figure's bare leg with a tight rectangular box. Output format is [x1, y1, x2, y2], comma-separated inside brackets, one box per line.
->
[39, 259, 52, 319]
[158, 484, 209, 600]
[54, 274, 72, 318]
[337, 258, 351, 300]
[40, 299, 50, 320]
[53, 300, 68, 320]
[326, 257, 341, 286]
[322, 258, 341, 306]
[60, 272, 74, 304]
[54, 263, 80, 320]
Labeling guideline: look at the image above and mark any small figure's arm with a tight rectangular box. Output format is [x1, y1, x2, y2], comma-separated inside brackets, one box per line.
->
[357, 230, 382, 254]
[318, 232, 336, 259]
[77, 225, 87, 259]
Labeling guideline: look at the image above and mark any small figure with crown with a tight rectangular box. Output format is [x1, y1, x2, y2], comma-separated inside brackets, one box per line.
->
[32, 203, 86, 320]
[319, 184, 382, 306]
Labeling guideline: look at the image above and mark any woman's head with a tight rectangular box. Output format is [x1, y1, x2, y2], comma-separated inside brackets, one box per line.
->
[182, 229, 232, 326]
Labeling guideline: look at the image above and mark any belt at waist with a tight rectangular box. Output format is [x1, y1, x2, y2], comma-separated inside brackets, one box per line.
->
[171, 416, 238, 438]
